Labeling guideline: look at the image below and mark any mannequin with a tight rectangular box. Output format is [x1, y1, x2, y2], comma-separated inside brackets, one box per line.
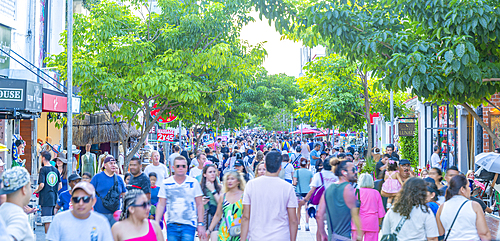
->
[118, 144, 125, 174]
[82, 143, 97, 176]
[98, 151, 110, 173]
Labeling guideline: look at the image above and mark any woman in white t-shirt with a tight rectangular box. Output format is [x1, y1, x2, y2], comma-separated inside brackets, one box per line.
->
[436, 175, 490, 241]
[381, 177, 439, 241]
[280, 154, 294, 183]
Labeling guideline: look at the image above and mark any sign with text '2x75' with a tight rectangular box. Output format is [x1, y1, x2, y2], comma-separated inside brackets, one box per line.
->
[157, 129, 175, 142]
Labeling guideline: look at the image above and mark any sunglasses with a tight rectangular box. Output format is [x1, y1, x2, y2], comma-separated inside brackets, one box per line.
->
[131, 201, 151, 209]
[175, 165, 186, 168]
[72, 196, 92, 204]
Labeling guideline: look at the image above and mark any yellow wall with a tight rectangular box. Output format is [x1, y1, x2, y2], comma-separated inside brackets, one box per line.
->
[37, 113, 62, 146]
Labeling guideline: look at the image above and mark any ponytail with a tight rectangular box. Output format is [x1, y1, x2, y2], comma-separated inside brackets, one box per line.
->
[445, 175, 467, 201]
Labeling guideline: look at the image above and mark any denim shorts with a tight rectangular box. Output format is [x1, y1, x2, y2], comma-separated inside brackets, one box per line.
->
[167, 223, 196, 241]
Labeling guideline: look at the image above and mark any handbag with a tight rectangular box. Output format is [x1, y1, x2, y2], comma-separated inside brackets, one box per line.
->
[380, 216, 407, 241]
[310, 173, 325, 205]
[444, 200, 468, 241]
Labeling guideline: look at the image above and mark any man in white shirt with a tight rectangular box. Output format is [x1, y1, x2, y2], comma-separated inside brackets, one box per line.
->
[167, 146, 181, 175]
[430, 145, 443, 169]
[46, 182, 113, 241]
[189, 153, 207, 179]
[240, 151, 298, 241]
[155, 156, 206, 241]
[145, 150, 170, 181]
[0, 167, 35, 241]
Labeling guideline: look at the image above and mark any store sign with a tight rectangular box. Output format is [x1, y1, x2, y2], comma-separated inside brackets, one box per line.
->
[43, 93, 68, 112]
[0, 88, 22, 101]
[399, 123, 415, 136]
[157, 129, 175, 142]
[0, 79, 42, 113]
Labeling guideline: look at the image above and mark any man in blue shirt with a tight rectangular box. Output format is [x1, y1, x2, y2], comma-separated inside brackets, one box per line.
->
[55, 174, 81, 213]
[310, 143, 322, 174]
[90, 156, 126, 227]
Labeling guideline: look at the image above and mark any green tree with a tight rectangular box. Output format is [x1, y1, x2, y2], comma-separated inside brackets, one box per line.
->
[296, 53, 410, 153]
[234, 71, 304, 130]
[251, 0, 500, 147]
[296, 53, 366, 132]
[48, 0, 265, 168]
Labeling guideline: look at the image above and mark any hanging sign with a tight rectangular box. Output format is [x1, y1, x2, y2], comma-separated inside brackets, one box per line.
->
[150, 103, 177, 123]
[399, 123, 415, 136]
[157, 129, 175, 142]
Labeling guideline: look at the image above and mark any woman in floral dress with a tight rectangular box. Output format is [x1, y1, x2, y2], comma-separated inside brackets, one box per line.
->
[207, 171, 246, 241]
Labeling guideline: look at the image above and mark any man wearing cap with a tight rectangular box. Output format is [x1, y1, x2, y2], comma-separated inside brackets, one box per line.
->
[399, 159, 415, 182]
[205, 147, 220, 167]
[242, 149, 255, 167]
[55, 173, 81, 213]
[0, 166, 35, 241]
[46, 182, 113, 240]
[90, 156, 126, 226]
[33, 151, 62, 233]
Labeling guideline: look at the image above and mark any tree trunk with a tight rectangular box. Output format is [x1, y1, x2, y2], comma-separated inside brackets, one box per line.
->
[361, 69, 373, 159]
[194, 125, 207, 151]
[461, 103, 500, 149]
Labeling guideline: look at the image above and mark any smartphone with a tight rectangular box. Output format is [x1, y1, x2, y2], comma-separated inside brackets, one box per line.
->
[203, 196, 210, 199]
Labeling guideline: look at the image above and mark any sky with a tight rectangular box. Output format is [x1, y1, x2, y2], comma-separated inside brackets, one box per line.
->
[240, 13, 303, 77]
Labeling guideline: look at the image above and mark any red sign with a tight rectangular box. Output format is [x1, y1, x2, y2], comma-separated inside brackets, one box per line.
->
[150, 104, 177, 123]
[157, 129, 175, 142]
[42, 93, 67, 112]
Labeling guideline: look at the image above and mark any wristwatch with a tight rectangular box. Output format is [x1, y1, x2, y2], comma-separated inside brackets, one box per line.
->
[197, 222, 204, 227]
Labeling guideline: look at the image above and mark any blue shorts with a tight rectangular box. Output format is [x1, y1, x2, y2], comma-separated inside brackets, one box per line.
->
[167, 223, 196, 241]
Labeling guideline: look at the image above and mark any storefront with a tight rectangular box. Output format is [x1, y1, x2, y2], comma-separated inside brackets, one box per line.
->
[419, 102, 470, 172]
[0, 78, 42, 176]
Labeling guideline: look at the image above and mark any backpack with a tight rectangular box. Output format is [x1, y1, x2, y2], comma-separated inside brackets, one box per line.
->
[246, 155, 255, 167]
[96, 174, 121, 212]
[291, 154, 302, 169]
[279, 163, 290, 179]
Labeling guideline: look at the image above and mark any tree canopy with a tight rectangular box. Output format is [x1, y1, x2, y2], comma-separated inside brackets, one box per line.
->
[234, 71, 304, 130]
[250, 0, 500, 144]
[48, 0, 266, 165]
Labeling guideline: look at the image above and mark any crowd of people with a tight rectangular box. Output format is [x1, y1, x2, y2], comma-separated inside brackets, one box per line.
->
[0, 133, 494, 241]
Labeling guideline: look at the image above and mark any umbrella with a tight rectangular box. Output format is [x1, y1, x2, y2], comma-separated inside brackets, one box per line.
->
[292, 128, 320, 134]
[316, 130, 335, 137]
[475, 152, 500, 173]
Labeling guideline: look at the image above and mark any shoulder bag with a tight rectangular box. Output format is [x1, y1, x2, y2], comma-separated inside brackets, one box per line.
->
[380, 216, 407, 241]
[444, 200, 468, 241]
[310, 173, 325, 205]
[96, 174, 121, 212]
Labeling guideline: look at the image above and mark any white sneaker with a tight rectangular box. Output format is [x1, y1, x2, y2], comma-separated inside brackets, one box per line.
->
[305, 223, 310, 231]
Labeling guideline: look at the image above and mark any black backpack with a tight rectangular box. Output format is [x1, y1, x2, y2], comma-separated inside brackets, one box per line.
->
[96, 174, 121, 212]
[246, 155, 255, 166]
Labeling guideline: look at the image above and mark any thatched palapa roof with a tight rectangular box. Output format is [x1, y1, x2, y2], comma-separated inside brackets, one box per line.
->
[69, 112, 141, 146]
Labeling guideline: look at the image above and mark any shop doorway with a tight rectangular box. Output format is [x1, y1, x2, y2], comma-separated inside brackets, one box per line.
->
[423, 103, 458, 170]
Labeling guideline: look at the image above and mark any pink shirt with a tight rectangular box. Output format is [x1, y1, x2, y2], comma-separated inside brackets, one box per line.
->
[352, 188, 386, 232]
[243, 176, 298, 241]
